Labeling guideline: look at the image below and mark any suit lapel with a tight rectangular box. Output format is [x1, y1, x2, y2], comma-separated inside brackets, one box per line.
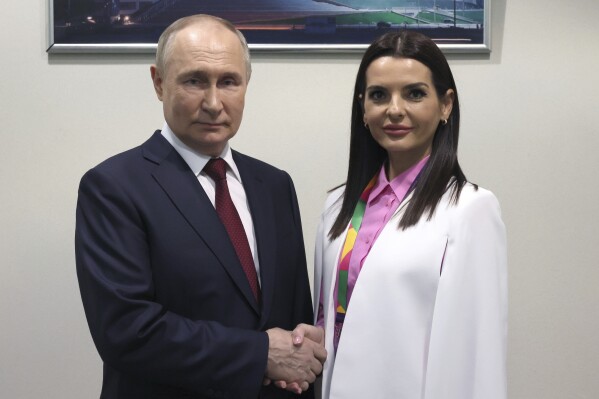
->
[143, 133, 260, 315]
[233, 152, 277, 327]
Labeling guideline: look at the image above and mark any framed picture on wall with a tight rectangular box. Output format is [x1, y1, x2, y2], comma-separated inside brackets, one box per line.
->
[47, 0, 490, 54]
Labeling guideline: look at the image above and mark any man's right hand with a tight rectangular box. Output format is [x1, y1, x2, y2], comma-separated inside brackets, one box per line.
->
[265, 327, 327, 389]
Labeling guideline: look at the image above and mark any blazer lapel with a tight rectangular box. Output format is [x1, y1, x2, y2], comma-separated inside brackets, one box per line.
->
[233, 152, 277, 327]
[142, 133, 261, 315]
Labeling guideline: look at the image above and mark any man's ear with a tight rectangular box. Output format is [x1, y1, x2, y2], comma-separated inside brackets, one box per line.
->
[150, 65, 164, 101]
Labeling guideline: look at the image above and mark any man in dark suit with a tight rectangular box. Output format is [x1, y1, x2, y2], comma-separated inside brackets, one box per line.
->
[75, 14, 325, 399]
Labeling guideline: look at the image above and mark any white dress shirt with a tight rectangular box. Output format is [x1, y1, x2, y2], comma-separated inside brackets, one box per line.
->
[161, 123, 261, 284]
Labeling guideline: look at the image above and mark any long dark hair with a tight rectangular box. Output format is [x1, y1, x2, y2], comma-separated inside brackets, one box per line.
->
[329, 30, 471, 239]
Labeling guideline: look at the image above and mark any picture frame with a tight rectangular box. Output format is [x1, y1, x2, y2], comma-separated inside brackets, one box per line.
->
[47, 0, 490, 54]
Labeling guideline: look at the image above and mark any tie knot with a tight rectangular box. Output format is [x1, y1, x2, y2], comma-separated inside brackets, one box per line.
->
[204, 158, 227, 181]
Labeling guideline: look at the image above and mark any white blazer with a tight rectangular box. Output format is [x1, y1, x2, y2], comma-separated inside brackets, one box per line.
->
[313, 183, 507, 399]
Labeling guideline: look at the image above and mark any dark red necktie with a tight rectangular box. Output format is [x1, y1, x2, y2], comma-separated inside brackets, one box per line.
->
[204, 158, 260, 303]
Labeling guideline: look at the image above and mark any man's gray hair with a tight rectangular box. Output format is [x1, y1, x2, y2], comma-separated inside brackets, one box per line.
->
[155, 14, 251, 80]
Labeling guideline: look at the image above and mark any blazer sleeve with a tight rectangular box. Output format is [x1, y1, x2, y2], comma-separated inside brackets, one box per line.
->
[312, 188, 344, 325]
[75, 166, 268, 397]
[313, 212, 325, 323]
[284, 173, 318, 399]
[286, 174, 315, 329]
[423, 189, 508, 399]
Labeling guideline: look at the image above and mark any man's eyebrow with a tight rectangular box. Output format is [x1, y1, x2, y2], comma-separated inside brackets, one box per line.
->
[179, 70, 243, 80]
[180, 70, 207, 77]
[220, 70, 244, 79]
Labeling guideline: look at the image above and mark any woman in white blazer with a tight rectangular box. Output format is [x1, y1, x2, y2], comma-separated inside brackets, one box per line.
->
[312, 31, 507, 399]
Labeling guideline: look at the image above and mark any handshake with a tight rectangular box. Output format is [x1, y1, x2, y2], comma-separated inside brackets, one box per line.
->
[264, 324, 326, 394]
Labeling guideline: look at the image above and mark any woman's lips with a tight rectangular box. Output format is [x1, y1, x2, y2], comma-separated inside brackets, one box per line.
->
[383, 124, 412, 135]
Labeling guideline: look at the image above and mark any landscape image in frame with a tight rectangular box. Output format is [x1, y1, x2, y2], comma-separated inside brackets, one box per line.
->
[49, 0, 489, 53]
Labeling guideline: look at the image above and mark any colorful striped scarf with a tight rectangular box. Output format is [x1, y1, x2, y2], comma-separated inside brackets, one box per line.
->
[334, 175, 377, 350]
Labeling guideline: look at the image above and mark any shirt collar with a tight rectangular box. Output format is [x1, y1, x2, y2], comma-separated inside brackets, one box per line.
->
[369, 155, 430, 204]
[160, 122, 242, 183]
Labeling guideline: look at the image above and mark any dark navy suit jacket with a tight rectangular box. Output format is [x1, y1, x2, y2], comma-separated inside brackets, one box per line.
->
[75, 131, 314, 398]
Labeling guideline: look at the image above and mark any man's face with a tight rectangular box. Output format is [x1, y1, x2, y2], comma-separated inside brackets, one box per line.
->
[151, 23, 248, 156]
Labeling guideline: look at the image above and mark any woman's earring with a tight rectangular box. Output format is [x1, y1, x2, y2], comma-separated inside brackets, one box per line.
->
[441, 119, 448, 125]
[364, 122, 369, 129]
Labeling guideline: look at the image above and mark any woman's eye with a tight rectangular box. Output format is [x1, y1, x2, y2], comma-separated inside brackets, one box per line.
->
[368, 90, 386, 101]
[408, 89, 426, 100]
[186, 78, 200, 85]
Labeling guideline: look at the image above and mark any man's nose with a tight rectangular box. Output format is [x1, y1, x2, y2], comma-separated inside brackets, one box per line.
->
[201, 87, 223, 116]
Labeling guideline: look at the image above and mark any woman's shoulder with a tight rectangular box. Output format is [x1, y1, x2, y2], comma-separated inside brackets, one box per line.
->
[446, 182, 502, 218]
[325, 185, 345, 205]
[457, 183, 499, 203]
[320, 185, 345, 219]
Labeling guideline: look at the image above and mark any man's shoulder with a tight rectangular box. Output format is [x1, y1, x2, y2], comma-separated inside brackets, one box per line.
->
[80, 132, 168, 186]
[87, 131, 167, 174]
[232, 150, 288, 178]
[95, 145, 142, 169]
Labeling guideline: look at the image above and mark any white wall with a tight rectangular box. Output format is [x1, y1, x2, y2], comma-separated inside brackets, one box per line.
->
[1, 0, 598, 397]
